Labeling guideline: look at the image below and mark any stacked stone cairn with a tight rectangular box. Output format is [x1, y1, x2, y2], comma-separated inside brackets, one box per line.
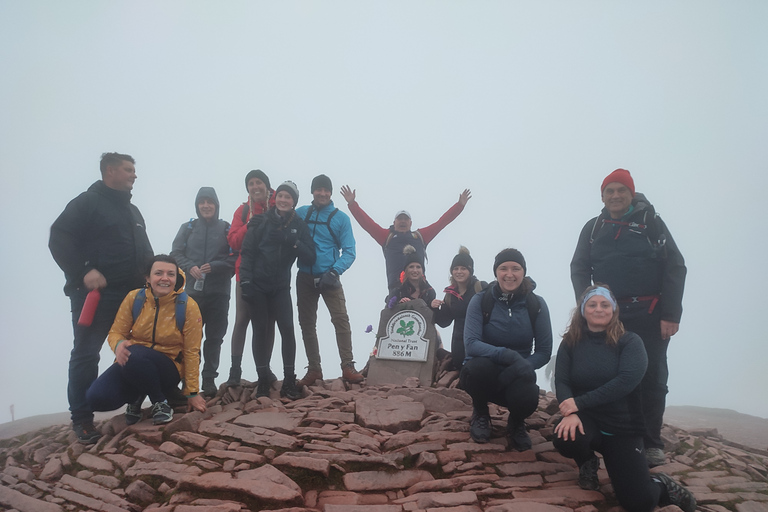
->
[1, 368, 767, 512]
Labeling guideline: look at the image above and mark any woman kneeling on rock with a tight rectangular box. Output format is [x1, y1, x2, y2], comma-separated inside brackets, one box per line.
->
[86, 255, 207, 426]
[553, 284, 695, 512]
[460, 248, 552, 450]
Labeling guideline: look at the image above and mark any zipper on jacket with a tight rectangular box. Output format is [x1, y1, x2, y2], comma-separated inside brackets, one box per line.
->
[151, 296, 160, 349]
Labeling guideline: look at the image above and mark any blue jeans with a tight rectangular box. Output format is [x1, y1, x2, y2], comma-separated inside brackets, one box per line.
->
[86, 344, 180, 411]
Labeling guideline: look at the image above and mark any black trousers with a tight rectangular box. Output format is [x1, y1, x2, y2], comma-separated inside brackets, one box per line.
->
[553, 414, 662, 512]
[248, 287, 297, 378]
[460, 357, 539, 422]
[193, 294, 230, 381]
[620, 302, 669, 450]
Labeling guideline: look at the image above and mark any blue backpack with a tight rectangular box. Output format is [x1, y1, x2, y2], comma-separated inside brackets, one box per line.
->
[131, 288, 188, 332]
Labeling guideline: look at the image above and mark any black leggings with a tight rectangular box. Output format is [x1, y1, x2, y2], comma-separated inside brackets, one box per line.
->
[248, 287, 296, 378]
[459, 357, 539, 421]
[553, 414, 662, 512]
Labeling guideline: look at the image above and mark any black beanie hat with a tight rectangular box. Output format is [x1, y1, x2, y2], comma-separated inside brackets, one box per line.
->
[275, 180, 299, 206]
[245, 169, 271, 191]
[402, 244, 424, 271]
[311, 174, 333, 193]
[450, 246, 474, 274]
[493, 248, 526, 275]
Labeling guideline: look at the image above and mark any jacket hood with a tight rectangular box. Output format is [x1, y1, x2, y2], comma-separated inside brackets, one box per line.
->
[195, 187, 220, 220]
[146, 267, 186, 300]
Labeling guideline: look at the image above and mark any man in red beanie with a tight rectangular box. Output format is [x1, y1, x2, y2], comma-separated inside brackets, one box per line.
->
[570, 168, 687, 468]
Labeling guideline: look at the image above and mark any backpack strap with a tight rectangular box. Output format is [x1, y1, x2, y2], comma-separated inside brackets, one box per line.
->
[131, 288, 186, 332]
[304, 206, 342, 248]
[481, 284, 496, 325]
[175, 292, 187, 332]
[132, 288, 147, 324]
[241, 203, 250, 223]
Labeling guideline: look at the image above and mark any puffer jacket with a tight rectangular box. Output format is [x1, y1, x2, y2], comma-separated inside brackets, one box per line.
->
[107, 270, 203, 395]
[170, 187, 236, 297]
[240, 208, 316, 293]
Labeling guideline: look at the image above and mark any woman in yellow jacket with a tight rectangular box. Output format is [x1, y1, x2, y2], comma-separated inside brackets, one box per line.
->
[86, 255, 207, 425]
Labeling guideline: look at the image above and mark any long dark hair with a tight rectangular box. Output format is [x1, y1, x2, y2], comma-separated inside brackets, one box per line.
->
[562, 283, 624, 347]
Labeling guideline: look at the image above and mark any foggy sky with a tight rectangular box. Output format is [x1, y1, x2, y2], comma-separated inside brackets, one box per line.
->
[2, 1, 767, 423]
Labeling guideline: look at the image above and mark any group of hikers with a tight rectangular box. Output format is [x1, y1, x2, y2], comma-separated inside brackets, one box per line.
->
[50, 154, 694, 512]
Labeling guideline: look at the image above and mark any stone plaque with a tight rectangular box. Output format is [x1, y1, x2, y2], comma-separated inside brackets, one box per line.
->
[366, 299, 438, 387]
[376, 309, 430, 362]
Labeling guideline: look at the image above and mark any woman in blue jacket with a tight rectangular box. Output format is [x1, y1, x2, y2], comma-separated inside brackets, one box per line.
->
[460, 248, 552, 450]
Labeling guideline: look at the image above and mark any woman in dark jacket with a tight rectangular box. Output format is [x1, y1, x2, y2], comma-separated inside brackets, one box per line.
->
[239, 181, 316, 400]
[553, 284, 695, 512]
[386, 245, 436, 307]
[461, 248, 552, 451]
[432, 246, 486, 371]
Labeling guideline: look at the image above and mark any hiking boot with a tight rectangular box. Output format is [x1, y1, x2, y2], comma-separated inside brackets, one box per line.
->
[255, 379, 271, 398]
[578, 455, 600, 490]
[280, 375, 302, 400]
[654, 472, 697, 512]
[125, 397, 144, 425]
[202, 378, 217, 398]
[646, 447, 666, 467]
[341, 364, 364, 384]
[506, 418, 532, 451]
[73, 422, 101, 445]
[151, 401, 173, 425]
[469, 412, 492, 444]
[226, 367, 242, 387]
[297, 369, 323, 387]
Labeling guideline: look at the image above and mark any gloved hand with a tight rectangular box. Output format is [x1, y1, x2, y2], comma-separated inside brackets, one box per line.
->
[240, 281, 256, 304]
[319, 269, 341, 290]
[284, 229, 298, 248]
[497, 348, 524, 367]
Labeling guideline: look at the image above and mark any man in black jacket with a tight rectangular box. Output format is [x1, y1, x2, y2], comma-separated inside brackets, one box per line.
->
[49, 152, 153, 444]
[570, 168, 687, 467]
[171, 187, 236, 398]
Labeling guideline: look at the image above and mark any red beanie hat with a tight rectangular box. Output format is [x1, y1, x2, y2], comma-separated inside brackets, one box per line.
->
[601, 168, 635, 196]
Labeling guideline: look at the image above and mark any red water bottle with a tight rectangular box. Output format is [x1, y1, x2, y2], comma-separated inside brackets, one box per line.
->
[78, 289, 101, 326]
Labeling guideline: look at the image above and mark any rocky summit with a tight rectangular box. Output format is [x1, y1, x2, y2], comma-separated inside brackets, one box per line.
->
[1, 371, 767, 512]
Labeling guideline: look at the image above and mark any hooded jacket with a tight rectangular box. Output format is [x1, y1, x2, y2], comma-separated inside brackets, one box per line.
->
[49, 180, 153, 295]
[463, 278, 552, 370]
[107, 270, 203, 395]
[239, 208, 316, 292]
[171, 187, 236, 297]
[296, 199, 356, 276]
[570, 192, 686, 323]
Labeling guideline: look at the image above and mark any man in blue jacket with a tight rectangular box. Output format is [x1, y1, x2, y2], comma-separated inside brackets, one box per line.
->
[295, 175, 364, 385]
[171, 187, 236, 397]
